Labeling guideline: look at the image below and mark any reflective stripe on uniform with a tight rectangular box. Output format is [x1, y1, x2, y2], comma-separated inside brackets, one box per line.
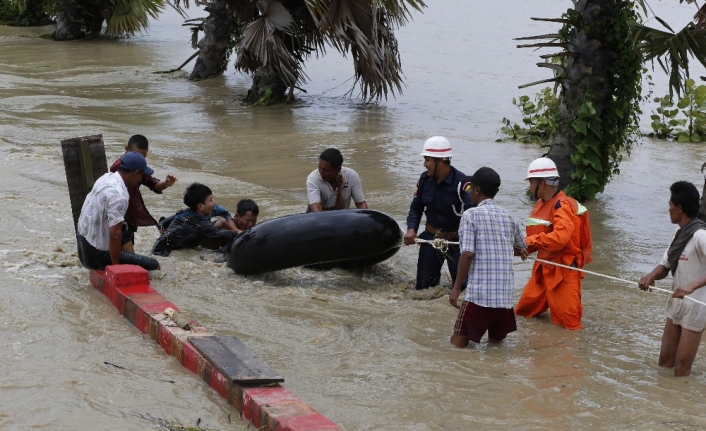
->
[526, 217, 552, 226]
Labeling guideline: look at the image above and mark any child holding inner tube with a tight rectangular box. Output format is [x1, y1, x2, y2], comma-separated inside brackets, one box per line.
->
[151, 183, 257, 256]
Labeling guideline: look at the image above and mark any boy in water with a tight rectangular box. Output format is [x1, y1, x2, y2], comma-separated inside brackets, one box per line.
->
[233, 199, 259, 232]
[109, 134, 177, 252]
[152, 183, 241, 256]
[449, 167, 527, 347]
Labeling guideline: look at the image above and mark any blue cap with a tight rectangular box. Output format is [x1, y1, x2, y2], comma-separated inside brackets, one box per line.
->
[119, 151, 154, 176]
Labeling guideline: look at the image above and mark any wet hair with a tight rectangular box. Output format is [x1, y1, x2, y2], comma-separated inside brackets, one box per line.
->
[319, 148, 343, 168]
[670, 181, 700, 218]
[183, 183, 212, 212]
[127, 134, 149, 151]
[236, 199, 259, 216]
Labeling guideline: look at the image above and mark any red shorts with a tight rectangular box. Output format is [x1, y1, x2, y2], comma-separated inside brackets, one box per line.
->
[454, 301, 517, 343]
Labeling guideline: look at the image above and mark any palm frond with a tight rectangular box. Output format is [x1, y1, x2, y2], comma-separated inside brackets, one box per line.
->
[629, 19, 706, 96]
[105, 0, 165, 36]
[316, 0, 404, 100]
[372, 0, 424, 27]
[222, 0, 257, 21]
[235, 0, 304, 85]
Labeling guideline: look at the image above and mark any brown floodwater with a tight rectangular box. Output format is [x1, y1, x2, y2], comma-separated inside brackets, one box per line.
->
[2, 1, 706, 430]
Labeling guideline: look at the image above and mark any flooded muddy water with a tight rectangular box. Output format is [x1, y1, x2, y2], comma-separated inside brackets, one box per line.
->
[2, 1, 706, 429]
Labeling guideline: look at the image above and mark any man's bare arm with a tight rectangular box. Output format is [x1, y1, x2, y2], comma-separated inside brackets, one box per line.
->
[108, 224, 123, 265]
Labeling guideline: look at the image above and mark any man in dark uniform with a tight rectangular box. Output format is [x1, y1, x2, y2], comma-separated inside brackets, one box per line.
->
[404, 136, 473, 290]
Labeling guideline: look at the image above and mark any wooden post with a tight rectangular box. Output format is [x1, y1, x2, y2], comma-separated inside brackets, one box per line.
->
[61, 135, 108, 231]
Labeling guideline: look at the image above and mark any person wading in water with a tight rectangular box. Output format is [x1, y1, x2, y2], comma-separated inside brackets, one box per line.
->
[639, 181, 706, 377]
[403, 136, 473, 290]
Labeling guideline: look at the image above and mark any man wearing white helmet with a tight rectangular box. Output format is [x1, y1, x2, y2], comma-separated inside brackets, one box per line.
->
[515, 157, 593, 330]
[404, 136, 473, 290]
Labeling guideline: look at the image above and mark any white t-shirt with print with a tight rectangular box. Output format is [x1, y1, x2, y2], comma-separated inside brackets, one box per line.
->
[306, 166, 365, 210]
[77, 172, 129, 251]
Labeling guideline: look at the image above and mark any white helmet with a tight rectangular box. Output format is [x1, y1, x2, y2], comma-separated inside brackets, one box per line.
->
[525, 157, 559, 180]
[420, 136, 453, 159]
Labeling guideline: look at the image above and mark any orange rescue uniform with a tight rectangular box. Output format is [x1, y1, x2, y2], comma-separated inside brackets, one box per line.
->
[515, 190, 591, 330]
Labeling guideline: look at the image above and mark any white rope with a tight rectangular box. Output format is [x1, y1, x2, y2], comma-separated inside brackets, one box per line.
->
[529, 257, 706, 308]
[414, 238, 706, 308]
[414, 238, 459, 254]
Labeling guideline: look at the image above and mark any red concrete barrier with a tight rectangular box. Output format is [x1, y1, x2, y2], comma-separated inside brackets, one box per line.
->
[89, 265, 342, 431]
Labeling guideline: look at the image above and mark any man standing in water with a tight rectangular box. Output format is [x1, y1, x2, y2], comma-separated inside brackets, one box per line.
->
[76, 152, 160, 271]
[404, 136, 473, 290]
[639, 181, 706, 377]
[109, 135, 177, 253]
[515, 157, 592, 330]
[306, 148, 367, 212]
[449, 167, 526, 346]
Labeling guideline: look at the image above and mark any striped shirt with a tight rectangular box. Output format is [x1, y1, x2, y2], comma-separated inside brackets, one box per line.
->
[459, 199, 526, 308]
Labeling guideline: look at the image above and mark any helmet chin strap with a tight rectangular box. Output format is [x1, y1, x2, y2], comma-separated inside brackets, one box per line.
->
[533, 180, 541, 200]
[432, 158, 440, 179]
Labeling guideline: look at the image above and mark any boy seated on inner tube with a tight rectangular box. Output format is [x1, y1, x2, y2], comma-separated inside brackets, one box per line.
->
[151, 183, 258, 256]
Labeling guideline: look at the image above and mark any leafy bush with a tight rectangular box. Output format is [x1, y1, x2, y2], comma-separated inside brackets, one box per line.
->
[650, 79, 706, 143]
[500, 86, 560, 143]
[0, 0, 53, 26]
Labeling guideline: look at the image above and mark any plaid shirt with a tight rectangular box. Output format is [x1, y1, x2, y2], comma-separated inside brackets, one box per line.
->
[459, 199, 526, 308]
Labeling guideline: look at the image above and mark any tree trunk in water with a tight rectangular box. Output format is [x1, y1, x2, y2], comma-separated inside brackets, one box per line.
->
[189, 0, 237, 80]
[54, 0, 104, 41]
[245, 66, 288, 104]
[54, 0, 87, 40]
[546, 0, 617, 192]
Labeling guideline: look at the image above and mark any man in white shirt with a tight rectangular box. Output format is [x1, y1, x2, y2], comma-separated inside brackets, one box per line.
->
[306, 148, 367, 212]
[76, 151, 160, 271]
[639, 181, 706, 376]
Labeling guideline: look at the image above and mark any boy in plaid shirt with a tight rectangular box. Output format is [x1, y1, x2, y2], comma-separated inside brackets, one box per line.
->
[449, 167, 527, 347]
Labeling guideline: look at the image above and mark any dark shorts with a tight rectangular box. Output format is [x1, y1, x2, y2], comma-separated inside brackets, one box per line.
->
[454, 301, 517, 343]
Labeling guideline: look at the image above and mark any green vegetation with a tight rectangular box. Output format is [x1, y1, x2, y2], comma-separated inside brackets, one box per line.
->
[501, 87, 560, 144]
[0, 0, 53, 26]
[650, 79, 706, 142]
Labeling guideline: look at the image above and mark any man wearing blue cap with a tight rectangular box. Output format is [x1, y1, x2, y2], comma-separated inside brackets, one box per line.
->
[76, 151, 161, 271]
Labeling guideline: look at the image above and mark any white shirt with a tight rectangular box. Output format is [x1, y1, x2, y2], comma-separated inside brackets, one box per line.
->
[660, 229, 706, 331]
[306, 166, 365, 210]
[77, 172, 129, 251]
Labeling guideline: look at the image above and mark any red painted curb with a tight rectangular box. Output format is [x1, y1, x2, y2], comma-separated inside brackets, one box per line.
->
[89, 265, 342, 431]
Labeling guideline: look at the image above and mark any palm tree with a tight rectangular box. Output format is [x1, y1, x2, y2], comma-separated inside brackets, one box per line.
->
[516, 0, 706, 200]
[183, 0, 426, 103]
[53, 0, 165, 40]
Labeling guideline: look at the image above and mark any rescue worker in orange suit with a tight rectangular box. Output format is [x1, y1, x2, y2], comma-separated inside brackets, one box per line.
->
[515, 157, 593, 330]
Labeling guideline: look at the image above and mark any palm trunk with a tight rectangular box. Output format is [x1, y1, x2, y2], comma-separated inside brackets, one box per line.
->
[189, 0, 237, 80]
[245, 65, 288, 105]
[53, 0, 105, 40]
[547, 0, 618, 192]
[54, 0, 86, 40]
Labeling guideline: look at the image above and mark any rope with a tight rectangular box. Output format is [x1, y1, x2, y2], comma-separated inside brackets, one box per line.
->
[414, 238, 459, 254]
[414, 238, 706, 308]
[529, 257, 706, 307]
